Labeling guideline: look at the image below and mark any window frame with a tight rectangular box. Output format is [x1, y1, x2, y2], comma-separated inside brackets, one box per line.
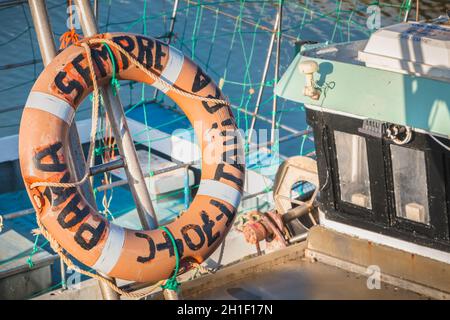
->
[327, 115, 390, 226]
[384, 138, 449, 241]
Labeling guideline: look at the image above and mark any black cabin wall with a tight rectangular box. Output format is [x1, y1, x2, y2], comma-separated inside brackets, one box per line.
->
[306, 107, 450, 252]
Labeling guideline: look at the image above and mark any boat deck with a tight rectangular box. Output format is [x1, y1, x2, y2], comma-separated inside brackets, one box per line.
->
[191, 259, 425, 300]
[35, 241, 428, 300]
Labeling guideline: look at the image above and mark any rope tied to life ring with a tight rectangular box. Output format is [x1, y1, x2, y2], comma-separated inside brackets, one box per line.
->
[27, 37, 232, 299]
[102, 42, 121, 96]
[159, 226, 180, 292]
[59, 0, 83, 49]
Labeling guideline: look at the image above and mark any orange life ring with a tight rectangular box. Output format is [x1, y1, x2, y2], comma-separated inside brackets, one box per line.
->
[19, 33, 244, 283]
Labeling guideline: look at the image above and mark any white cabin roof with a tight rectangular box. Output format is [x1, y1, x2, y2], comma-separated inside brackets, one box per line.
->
[359, 16, 450, 81]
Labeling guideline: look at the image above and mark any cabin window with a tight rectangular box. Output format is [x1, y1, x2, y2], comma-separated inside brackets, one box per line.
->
[390, 145, 430, 225]
[334, 131, 372, 209]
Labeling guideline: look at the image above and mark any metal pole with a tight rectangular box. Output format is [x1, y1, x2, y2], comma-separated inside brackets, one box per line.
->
[416, 0, 420, 21]
[95, 163, 192, 192]
[247, 9, 281, 145]
[153, 0, 179, 101]
[288, 232, 308, 244]
[28, 0, 56, 66]
[28, 0, 92, 296]
[73, 3, 169, 298]
[167, 0, 179, 45]
[270, 1, 282, 148]
[74, 0, 158, 231]
[94, 0, 98, 19]
[60, 259, 67, 290]
[3, 208, 34, 220]
[89, 157, 124, 176]
[55, 0, 120, 300]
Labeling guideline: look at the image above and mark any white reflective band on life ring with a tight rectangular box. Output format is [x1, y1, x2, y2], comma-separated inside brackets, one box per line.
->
[92, 223, 125, 274]
[25, 92, 75, 125]
[153, 46, 184, 93]
[196, 179, 242, 208]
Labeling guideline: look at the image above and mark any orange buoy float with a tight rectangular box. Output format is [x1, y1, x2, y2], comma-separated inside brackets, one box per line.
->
[19, 33, 244, 283]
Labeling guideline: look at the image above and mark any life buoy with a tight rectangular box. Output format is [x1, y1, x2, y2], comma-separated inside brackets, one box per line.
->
[19, 33, 244, 283]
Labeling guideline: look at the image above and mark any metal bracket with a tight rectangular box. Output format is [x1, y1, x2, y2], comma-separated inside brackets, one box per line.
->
[89, 157, 124, 176]
[358, 119, 384, 138]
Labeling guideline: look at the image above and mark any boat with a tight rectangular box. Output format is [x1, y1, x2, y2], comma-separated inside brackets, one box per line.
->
[0, 0, 449, 300]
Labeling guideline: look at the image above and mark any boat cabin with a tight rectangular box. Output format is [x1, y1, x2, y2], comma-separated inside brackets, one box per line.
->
[276, 17, 450, 257]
